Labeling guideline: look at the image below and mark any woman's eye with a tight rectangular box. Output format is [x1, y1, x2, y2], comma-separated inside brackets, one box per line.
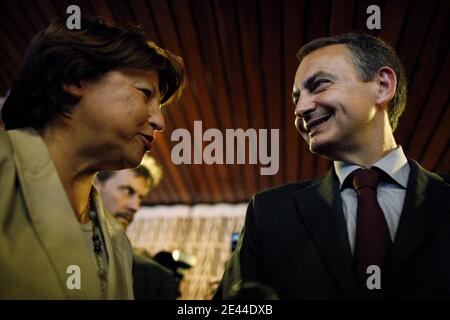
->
[139, 89, 153, 98]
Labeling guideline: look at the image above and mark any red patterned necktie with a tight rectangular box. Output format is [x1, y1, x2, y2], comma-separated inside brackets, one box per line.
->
[352, 168, 392, 299]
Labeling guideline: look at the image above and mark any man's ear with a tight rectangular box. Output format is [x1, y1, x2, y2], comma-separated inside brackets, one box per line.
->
[375, 66, 397, 108]
[62, 82, 85, 98]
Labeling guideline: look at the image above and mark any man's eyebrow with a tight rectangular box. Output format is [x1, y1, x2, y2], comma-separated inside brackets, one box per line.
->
[292, 71, 337, 103]
[119, 185, 136, 192]
[303, 71, 337, 89]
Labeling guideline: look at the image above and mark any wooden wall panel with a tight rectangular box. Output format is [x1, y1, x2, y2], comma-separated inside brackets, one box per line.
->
[0, 0, 447, 204]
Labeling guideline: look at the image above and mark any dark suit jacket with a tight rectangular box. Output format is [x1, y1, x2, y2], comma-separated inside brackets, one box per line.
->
[132, 254, 177, 300]
[214, 160, 450, 299]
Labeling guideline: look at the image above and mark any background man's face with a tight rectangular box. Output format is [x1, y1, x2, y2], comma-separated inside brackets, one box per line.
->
[97, 170, 150, 229]
[293, 44, 379, 159]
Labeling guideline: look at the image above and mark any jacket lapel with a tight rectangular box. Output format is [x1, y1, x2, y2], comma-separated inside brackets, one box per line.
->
[386, 160, 450, 286]
[9, 128, 102, 299]
[295, 169, 358, 298]
[92, 188, 133, 299]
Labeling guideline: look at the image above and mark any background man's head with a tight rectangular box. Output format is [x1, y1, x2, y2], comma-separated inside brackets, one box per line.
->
[96, 156, 162, 229]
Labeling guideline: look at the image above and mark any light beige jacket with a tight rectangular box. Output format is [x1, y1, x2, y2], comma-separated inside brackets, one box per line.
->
[0, 128, 134, 299]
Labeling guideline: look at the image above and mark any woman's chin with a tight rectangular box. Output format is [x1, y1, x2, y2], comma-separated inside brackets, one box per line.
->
[123, 155, 145, 169]
[117, 147, 145, 169]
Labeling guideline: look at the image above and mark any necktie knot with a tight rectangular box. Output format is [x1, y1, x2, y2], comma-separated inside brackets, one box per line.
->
[352, 168, 381, 191]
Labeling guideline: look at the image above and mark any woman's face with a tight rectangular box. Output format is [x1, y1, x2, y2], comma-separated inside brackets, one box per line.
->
[68, 68, 165, 170]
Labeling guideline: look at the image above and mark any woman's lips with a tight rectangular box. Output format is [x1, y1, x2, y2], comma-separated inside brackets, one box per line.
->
[138, 134, 154, 151]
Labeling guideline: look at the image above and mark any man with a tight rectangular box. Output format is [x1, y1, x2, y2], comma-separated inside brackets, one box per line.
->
[95, 156, 178, 300]
[214, 33, 450, 300]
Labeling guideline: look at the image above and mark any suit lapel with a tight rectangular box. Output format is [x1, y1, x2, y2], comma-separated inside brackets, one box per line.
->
[9, 128, 102, 299]
[386, 160, 450, 285]
[295, 170, 358, 298]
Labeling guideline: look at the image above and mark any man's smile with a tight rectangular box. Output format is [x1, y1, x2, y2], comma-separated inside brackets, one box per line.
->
[303, 110, 334, 135]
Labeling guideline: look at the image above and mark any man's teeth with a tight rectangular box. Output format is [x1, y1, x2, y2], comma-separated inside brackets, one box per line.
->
[308, 113, 332, 131]
[316, 117, 329, 125]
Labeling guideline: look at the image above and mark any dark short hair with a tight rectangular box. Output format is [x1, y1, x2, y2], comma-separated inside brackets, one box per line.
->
[96, 165, 154, 188]
[297, 32, 407, 131]
[2, 17, 184, 130]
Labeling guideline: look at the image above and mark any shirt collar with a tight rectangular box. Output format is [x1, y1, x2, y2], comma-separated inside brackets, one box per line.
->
[334, 146, 410, 190]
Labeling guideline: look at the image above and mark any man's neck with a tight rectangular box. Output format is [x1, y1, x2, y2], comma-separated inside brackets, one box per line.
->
[338, 146, 397, 168]
[329, 113, 398, 168]
[336, 128, 398, 168]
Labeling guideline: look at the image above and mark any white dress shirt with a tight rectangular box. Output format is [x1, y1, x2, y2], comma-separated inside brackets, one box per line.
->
[334, 146, 410, 254]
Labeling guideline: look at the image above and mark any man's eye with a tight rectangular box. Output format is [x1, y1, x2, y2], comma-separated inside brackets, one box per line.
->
[139, 89, 153, 98]
[312, 80, 329, 92]
[120, 187, 134, 195]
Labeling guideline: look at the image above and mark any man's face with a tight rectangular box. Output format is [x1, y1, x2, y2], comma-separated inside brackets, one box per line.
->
[293, 44, 379, 159]
[70, 69, 164, 170]
[97, 170, 150, 229]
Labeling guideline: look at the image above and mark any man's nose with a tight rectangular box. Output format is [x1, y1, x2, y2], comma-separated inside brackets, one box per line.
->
[127, 196, 141, 213]
[294, 93, 317, 119]
[148, 104, 165, 132]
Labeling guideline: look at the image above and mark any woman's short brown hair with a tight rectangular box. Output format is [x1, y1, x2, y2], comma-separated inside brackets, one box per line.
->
[2, 17, 185, 130]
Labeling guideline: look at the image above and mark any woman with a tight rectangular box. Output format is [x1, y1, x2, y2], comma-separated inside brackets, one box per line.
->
[0, 18, 184, 299]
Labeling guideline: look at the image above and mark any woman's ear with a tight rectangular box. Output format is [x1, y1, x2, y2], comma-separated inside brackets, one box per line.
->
[62, 82, 85, 98]
[375, 66, 397, 108]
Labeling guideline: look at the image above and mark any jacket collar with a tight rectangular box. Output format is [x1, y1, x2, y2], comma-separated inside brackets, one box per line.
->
[295, 169, 358, 298]
[295, 159, 450, 298]
[385, 159, 450, 287]
[94, 190, 134, 299]
[8, 128, 132, 299]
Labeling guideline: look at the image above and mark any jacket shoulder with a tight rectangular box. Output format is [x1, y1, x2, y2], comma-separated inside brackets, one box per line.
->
[0, 130, 14, 161]
[245, 179, 323, 220]
[133, 254, 174, 277]
[252, 180, 317, 203]
[409, 159, 450, 189]
[0, 130, 17, 193]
